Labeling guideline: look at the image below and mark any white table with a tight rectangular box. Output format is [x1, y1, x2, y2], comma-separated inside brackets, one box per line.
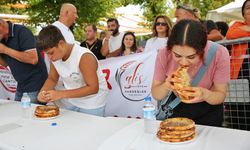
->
[0, 100, 250, 150]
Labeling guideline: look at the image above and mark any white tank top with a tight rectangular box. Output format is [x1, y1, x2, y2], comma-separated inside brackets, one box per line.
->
[52, 44, 108, 109]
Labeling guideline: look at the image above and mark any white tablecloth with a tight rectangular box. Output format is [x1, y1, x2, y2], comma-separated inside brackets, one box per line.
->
[0, 100, 250, 150]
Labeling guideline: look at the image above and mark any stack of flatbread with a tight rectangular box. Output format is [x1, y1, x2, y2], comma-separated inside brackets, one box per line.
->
[157, 118, 195, 143]
[34, 105, 60, 118]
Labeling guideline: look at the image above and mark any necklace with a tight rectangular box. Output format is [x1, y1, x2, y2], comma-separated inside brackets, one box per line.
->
[85, 40, 97, 51]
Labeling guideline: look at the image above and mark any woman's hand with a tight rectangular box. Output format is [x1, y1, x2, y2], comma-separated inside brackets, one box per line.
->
[168, 71, 183, 91]
[162, 71, 180, 91]
[179, 86, 208, 104]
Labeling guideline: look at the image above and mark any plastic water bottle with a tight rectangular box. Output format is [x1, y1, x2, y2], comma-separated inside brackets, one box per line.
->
[21, 93, 31, 119]
[143, 96, 156, 133]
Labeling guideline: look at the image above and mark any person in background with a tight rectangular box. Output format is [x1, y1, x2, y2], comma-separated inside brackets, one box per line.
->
[152, 20, 230, 126]
[175, 5, 200, 22]
[80, 25, 105, 60]
[52, 3, 78, 44]
[226, 0, 250, 80]
[175, 4, 223, 41]
[0, 18, 48, 103]
[216, 21, 229, 37]
[108, 32, 138, 57]
[99, 31, 106, 41]
[37, 25, 108, 117]
[101, 18, 125, 57]
[144, 15, 172, 53]
[203, 20, 224, 41]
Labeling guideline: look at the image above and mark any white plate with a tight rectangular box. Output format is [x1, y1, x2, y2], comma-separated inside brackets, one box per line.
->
[33, 114, 60, 120]
[157, 134, 196, 145]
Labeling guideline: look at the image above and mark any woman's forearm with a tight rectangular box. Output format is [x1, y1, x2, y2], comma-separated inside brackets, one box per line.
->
[152, 81, 171, 101]
[202, 87, 227, 105]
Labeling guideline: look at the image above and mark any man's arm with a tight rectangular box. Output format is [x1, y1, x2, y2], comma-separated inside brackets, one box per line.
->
[59, 53, 99, 99]
[0, 43, 38, 65]
[101, 31, 112, 57]
[207, 29, 224, 41]
[101, 38, 110, 57]
[40, 63, 59, 91]
[106, 48, 121, 57]
[0, 55, 8, 67]
[37, 63, 59, 102]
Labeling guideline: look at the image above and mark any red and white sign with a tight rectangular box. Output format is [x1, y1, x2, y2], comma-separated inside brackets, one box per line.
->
[0, 66, 16, 100]
[100, 51, 157, 118]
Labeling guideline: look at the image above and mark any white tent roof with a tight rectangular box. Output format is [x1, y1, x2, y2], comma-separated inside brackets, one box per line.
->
[206, 0, 245, 22]
[99, 5, 152, 36]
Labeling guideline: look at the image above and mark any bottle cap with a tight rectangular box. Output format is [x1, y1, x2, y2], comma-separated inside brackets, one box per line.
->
[144, 96, 151, 101]
[51, 122, 57, 126]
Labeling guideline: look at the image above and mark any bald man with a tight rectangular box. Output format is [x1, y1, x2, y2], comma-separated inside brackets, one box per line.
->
[49, 3, 78, 108]
[52, 3, 78, 44]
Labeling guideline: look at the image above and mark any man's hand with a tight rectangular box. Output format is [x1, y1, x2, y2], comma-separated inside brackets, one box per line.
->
[38, 90, 63, 103]
[0, 43, 8, 54]
[106, 31, 112, 39]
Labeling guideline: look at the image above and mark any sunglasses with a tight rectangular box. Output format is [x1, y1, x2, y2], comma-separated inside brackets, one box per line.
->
[156, 22, 167, 26]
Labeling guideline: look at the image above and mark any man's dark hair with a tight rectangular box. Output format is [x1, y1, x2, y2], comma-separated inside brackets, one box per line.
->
[107, 18, 119, 25]
[86, 24, 97, 32]
[203, 20, 218, 34]
[37, 25, 65, 51]
[167, 19, 207, 57]
[216, 21, 229, 36]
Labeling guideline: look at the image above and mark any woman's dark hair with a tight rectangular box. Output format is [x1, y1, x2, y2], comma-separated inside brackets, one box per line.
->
[242, 0, 250, 17]
[216, 21, 229, 36]
[120, 32, 137, 53]
[152, 15, 172, 37]
[167, 19, 207, 56]
[107, 18, 119, 25]
[37, 25, 65, 51]
[203, 20, 218, 34]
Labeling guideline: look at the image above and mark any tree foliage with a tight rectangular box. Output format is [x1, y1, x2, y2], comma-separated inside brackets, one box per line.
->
[25, 0, 120, 26]
[0, 0, 235, 40]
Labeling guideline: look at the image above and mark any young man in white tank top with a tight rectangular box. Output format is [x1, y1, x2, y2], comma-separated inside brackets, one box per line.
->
[36, 25, 108, 117]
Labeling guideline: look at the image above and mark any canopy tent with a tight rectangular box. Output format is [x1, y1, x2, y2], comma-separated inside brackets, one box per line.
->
[206, 0, 245, 22]
[0, 14, 28, 23]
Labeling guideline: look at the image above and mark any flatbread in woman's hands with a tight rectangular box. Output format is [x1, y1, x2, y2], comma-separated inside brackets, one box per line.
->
[172, 67, 191, 100]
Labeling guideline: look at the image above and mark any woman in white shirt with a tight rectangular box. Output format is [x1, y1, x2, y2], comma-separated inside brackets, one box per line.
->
[144, 15, 173, 53]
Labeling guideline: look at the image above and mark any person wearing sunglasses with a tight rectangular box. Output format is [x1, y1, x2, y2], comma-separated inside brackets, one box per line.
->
[144, 15, 173, 53]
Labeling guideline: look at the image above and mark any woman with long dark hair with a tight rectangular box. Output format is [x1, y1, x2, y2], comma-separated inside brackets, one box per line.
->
[152, 20, 230, 126]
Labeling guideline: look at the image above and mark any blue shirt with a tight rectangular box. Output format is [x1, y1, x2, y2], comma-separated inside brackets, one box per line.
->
[1, 22, 48, 92]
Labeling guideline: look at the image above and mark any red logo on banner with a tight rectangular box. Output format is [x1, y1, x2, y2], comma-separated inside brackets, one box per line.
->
[0, 66, 17, 93]
[102, 69, 112, 90]
[115, 60, 149, 101]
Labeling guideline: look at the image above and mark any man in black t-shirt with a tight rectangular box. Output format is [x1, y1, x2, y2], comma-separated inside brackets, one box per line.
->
[80, 24, 105, 60]
[0, 19, 48, 103]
